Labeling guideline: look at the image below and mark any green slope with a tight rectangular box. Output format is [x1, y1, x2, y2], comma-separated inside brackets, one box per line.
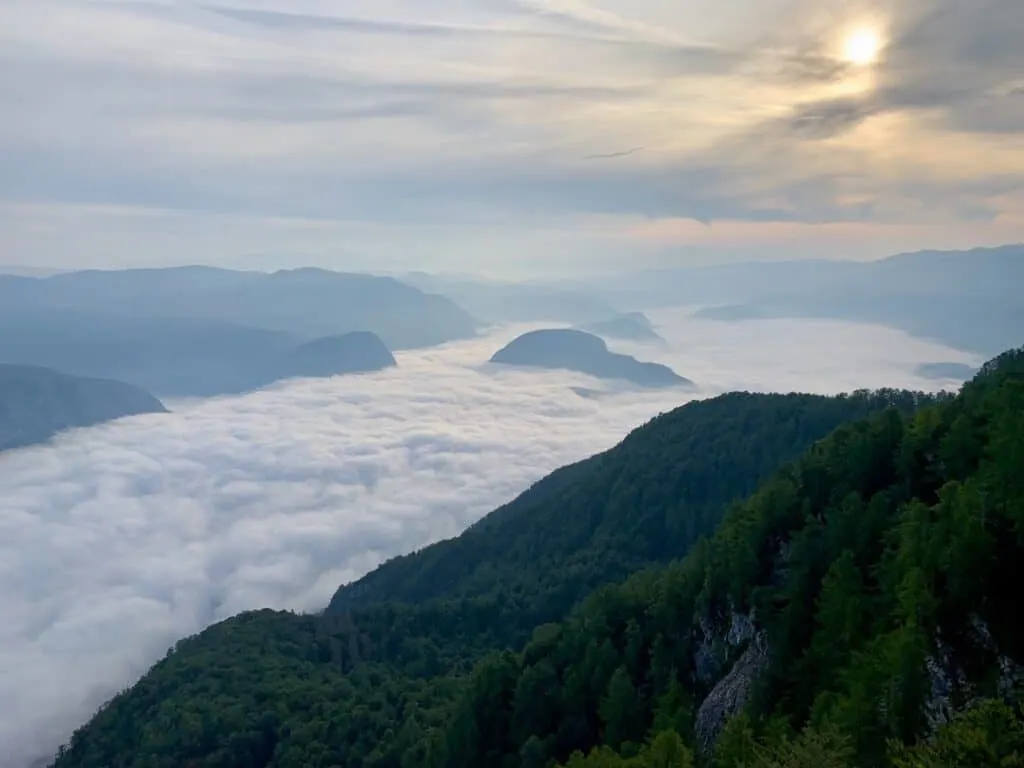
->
[430, 346, 1024, 768]
[50, 389, 948, 768]
[329, 390, 937, 648]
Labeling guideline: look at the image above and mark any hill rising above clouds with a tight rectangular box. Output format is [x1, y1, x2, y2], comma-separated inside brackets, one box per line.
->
[490, 329, 689, 388]
[0, 365, 166, 453]
[586, 245, 1024, 356]
[0, 309, 397, 398]
[0, 266, 479, 352]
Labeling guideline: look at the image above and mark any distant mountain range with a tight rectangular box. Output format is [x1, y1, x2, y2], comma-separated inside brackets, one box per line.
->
[490, 328, 691, 388]
[580, 244, 1024, 356]
[0, 266, 478, 350]
[0, 309, 397, 398]
[579, 312, 665, 344]
[0, 265, 68, 278]
[0, 267, 470, 397]
[401, 272, 621, 325]
[0, 365, 166, 453]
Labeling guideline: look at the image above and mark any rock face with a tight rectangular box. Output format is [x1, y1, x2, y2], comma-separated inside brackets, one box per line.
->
[695, 633, 769, 751]
[0, 364, 167, 452]
[490, 329, 692, 388]
[693, 609, 769, 751]
[924, 614, 1024, 732]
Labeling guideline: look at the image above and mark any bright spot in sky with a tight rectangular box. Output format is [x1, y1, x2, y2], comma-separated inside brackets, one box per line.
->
[843, 28, 883, 65]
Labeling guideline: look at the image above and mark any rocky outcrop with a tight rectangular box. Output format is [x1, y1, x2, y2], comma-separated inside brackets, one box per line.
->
[693, 616, 722, 686]
[695, 630, 769, 751]
[924, 614, 1024, 731]
[691, 607, 767, 751]
[924, 635, 964, 730]
[693, 608, 759, 684]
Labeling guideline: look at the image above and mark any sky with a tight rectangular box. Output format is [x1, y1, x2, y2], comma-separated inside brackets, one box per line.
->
[0, 315, 981, 767]
[2, 0, 1022, 276]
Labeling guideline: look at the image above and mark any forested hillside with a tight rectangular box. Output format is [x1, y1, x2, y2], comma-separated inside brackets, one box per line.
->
[330, 390, 938, 650]
[426, 346, 1024, 768]
[47, 354, 1024, 768]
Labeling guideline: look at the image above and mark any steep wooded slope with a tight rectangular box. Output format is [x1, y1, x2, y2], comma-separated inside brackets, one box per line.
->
[431, 347, 1024, 768]
[330, 390, 938, 648]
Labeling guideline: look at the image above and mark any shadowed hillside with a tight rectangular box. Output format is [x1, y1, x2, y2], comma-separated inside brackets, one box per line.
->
[0, 365, 166, 453]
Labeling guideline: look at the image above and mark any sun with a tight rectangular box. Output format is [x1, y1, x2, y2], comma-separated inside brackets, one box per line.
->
[842, 28, 882, 65]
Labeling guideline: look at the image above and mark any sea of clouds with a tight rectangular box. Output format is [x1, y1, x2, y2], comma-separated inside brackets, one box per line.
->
[0, 314, 981, 767]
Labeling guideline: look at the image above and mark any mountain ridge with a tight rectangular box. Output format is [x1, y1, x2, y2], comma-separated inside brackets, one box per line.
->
[0, 266, 478, 369]
[0, 364, 167, 453]
[0, 309, 398, 398]
[490, 329, 690, 389]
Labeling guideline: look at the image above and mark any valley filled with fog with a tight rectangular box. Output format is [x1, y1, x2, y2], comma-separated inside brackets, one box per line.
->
[0, 313, 980, 765]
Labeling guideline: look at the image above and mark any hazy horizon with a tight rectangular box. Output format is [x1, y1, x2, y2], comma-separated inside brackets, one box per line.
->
[3, 240, 1024, 286]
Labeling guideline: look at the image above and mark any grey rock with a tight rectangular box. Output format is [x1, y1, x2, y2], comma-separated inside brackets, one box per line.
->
[695, 631, 769, 752]
[924, 644, 958, 730]
[968, 615, 1024, 699]
[727, 611, 756, 647]
[693, 615, 721, 685]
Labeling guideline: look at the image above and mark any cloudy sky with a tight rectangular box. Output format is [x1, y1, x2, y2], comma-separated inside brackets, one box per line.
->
[0, 315, 979, 766]
[2, 0, 1022, 275]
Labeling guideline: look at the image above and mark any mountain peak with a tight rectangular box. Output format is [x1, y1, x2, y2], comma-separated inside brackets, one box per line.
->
[490, 328, 690, 388]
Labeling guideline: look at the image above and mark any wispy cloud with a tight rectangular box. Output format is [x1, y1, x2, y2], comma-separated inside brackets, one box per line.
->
[585, 146, 645, 160]
[0, 0, 1021, 272]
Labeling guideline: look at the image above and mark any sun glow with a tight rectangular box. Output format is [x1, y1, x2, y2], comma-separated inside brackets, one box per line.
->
[842, 28, 882, 65]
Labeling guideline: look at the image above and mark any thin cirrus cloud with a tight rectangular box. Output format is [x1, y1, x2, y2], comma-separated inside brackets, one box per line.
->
[0, 317, 980, 768]
[0, 0, 1022, 272]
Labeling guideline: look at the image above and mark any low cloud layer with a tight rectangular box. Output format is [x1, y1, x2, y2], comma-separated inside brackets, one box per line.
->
[0, 318, 980, 767]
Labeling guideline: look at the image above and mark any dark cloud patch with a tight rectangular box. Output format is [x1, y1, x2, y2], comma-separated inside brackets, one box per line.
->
[775, 51, 852, 84]
[788, 97, 875, 138]
[738, 0, 1024, 144]
[873, 0, 1024, 132]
